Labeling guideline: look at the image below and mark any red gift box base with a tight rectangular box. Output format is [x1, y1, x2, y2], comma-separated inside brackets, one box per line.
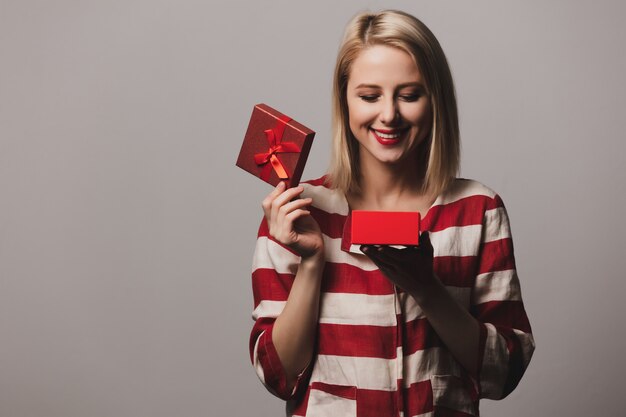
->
[351, 211, 421, 245]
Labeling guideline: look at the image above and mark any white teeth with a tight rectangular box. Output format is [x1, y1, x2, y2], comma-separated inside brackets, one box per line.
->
[374, 130, 401, 139]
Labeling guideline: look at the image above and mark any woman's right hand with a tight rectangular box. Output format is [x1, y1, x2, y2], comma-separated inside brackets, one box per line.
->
[262, 182, 324, 260]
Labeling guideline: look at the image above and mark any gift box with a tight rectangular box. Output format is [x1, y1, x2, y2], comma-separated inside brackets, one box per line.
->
[236, 103, 315, 188]
[351, 211, 421, 245]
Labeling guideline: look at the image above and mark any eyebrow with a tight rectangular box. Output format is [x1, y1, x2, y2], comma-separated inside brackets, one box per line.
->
[354, 82, 425, 89]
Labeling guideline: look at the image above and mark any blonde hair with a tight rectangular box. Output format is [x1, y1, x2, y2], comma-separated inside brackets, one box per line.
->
[327, 9, 460, 198]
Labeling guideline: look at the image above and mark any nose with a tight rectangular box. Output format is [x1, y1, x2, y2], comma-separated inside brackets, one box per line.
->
[379, 97, 399, 125]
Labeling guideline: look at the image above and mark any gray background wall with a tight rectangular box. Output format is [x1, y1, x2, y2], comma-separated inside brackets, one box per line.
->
[1, 0, 624, 416]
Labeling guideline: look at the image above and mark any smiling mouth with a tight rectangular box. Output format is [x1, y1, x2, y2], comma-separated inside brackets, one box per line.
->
[370, 128, 406, 145]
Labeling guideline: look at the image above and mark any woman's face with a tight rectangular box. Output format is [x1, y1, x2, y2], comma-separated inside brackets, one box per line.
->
[346, 45, 432, 167]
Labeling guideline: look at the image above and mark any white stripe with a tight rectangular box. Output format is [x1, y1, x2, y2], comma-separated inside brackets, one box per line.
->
[305, 387, 356, 417]
[474, 269, 521, 304]
[484, 207, 511, 243]
[319, 292, 397, 326]
[403, 347, 462, 387]
[480, 322, 508, 399]
[412, 412, 433, 417]
[311, 348, 400, 391]
[252, 332, 265, 382]
[311, 347, 461, 391]
[302, 183, 349, 215]
[252, 236, 300, 274]
[323, 236, 378, 271]
[431, 225, 482, 257]
[346, 243, 364, 255]
[252, 300, 286, 320]
[402, 292, 424, 321]
[433, 179, 496, 207]
[254, 233, 374, 275]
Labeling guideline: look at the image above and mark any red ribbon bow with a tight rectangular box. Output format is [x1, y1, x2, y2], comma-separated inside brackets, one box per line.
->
[254, 115, 301, 181]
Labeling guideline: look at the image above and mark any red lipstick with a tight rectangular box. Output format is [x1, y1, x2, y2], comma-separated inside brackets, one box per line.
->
[370, 128, 406, 146]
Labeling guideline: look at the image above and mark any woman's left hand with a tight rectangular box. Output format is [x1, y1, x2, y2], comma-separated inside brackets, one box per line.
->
[360, 231, 437, 298]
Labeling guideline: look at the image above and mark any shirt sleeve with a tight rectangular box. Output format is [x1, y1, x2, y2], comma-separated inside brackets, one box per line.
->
[470, 194, 535, 400]
[249, 217, 311, 400]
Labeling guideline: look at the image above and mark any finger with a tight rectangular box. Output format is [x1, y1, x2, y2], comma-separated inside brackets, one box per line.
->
[278, 197, 313, 219]
[285, 208, 311, 225]
[270, 185, 305, 220]
[262, 181, 286, 218]
[369, 256, 398, 279]
[272, 185, 304, 213]
[361, 245, 398, 272]
[370, 245, 404, 263]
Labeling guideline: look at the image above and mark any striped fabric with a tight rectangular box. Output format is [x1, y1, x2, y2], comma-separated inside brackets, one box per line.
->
[250, 177, 535, 417]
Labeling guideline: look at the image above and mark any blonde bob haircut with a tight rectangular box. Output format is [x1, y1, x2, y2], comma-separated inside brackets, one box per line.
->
[327, 9, 460, 198]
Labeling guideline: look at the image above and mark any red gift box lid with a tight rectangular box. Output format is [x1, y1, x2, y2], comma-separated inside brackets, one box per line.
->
[351, 210, 421, 245]
[236, 103, 315, 188]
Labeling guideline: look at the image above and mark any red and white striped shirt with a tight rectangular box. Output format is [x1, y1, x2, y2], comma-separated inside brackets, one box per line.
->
[250, 177, 535, 417]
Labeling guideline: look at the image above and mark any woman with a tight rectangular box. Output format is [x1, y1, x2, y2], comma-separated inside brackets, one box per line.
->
[250, 9, 534, 417]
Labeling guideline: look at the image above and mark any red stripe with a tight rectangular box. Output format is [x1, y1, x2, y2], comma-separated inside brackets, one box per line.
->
[477, 238, 516, 274]
[423, 194, 494, 232]
[249, 317, 273, 362]
[434, 256, 478, 287]
[252, 269, 294, 306]
[257, 216, 271, 237]
[404, 380, 434, 417]
[309, 206, 347, 239]
[403, 317, 443, 355]
[491, 194, 505, 210]
[317, 318, 443, 359]
[322, 263, 395, 295]
[471, 300, 532, 333]
[356, 388, 398, 417]
[317, 323, 398, 358]
[303, 176, 328, 187]
[311, 382, 357, 399]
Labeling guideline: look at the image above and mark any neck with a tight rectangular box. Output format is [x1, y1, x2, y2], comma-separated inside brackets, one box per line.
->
[352, 148, 429, 211]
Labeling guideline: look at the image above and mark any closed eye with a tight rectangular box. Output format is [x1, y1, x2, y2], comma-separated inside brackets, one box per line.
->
[399, 94, 421, 102]
[359, 95, 379, 103]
